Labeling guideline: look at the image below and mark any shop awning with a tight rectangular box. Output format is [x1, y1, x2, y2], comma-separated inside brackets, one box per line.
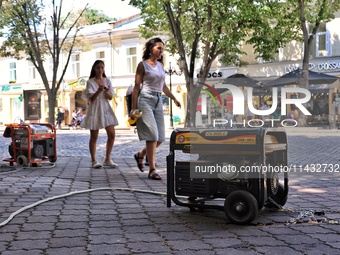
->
[214, 73, 267, 95]
[220, 73, 262, 87]
[263, 69, 339, 87]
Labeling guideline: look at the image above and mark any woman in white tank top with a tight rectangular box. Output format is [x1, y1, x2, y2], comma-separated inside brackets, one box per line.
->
[130, 37, 181, 180]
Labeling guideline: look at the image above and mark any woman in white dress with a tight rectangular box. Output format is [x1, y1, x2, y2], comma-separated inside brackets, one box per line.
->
[81, 60, 119, 168]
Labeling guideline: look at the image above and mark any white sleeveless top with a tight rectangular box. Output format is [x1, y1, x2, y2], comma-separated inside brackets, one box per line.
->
[142, 61, 165, 93]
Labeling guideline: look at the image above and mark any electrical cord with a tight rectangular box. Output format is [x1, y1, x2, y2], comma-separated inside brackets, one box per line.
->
[0, 187, 166, 227]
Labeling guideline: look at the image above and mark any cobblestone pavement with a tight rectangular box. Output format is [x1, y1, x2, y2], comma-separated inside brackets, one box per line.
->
[0, 127, 339, 255]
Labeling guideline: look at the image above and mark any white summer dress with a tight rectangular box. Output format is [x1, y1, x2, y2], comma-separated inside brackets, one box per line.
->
[81, 78, 118, 130]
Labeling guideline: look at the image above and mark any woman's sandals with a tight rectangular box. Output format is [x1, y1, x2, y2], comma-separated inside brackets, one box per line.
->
[148, 168, 161, 180]
[134, 152, 145, 172]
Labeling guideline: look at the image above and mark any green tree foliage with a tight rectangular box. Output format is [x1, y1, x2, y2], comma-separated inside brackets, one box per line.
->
[82, 8, 114, 24]
[245, 1, 300, 60]
[0, 0, 88, 124]
[66, 8, 115, 27]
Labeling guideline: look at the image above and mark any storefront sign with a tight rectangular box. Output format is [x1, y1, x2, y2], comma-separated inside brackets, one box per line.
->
[316, 60, 340, 71]
[1, 85, 22, 92]
[197, 71, 223, 78]
[285, 59, 340, 73]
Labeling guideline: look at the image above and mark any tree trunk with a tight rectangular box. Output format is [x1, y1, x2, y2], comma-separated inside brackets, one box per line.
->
[185, 85, 201, 127]
[46, 86, 57, 125]
[297, 68, 308, 126]
[48, 99, 57, 125]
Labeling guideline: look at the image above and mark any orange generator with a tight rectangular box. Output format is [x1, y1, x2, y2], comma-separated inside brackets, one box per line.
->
[3, 123, 57, 167]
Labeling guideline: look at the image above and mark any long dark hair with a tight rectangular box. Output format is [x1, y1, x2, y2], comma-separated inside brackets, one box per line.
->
[89, 60, 107, 78]
[142, 37, 164, 64]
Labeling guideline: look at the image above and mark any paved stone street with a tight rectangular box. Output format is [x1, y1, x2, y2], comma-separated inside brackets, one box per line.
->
[0, 127, 339, 255]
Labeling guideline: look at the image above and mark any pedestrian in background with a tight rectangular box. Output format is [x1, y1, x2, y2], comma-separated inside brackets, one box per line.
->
[130, 37, 181, 180]
[77, 108, 85, 123]
[56, 107, 64, 130]
[71, 109, 77, 121]
[81, 60, 119, 169]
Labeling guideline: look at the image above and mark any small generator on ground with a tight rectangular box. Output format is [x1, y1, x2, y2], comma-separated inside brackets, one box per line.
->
[2, 123, 57, 167]
[166, 128, 289, 224]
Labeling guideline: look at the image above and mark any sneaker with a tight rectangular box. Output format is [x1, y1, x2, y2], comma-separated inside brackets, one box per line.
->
[103, 160, 118, 168]
[92, 160, 102, 168]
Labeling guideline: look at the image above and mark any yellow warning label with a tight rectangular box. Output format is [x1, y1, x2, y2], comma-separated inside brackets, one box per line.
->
[205, 131, 228, 136]
[176, 133, 256, 145]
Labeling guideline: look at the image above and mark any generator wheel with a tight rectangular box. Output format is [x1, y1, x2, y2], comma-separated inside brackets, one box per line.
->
[17, 155, 28, 167]
[264, 184, 287, 209]
[224, 190, 258, 224]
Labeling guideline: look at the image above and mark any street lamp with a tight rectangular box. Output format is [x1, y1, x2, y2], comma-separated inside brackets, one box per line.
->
[165, 62, 182, 128]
